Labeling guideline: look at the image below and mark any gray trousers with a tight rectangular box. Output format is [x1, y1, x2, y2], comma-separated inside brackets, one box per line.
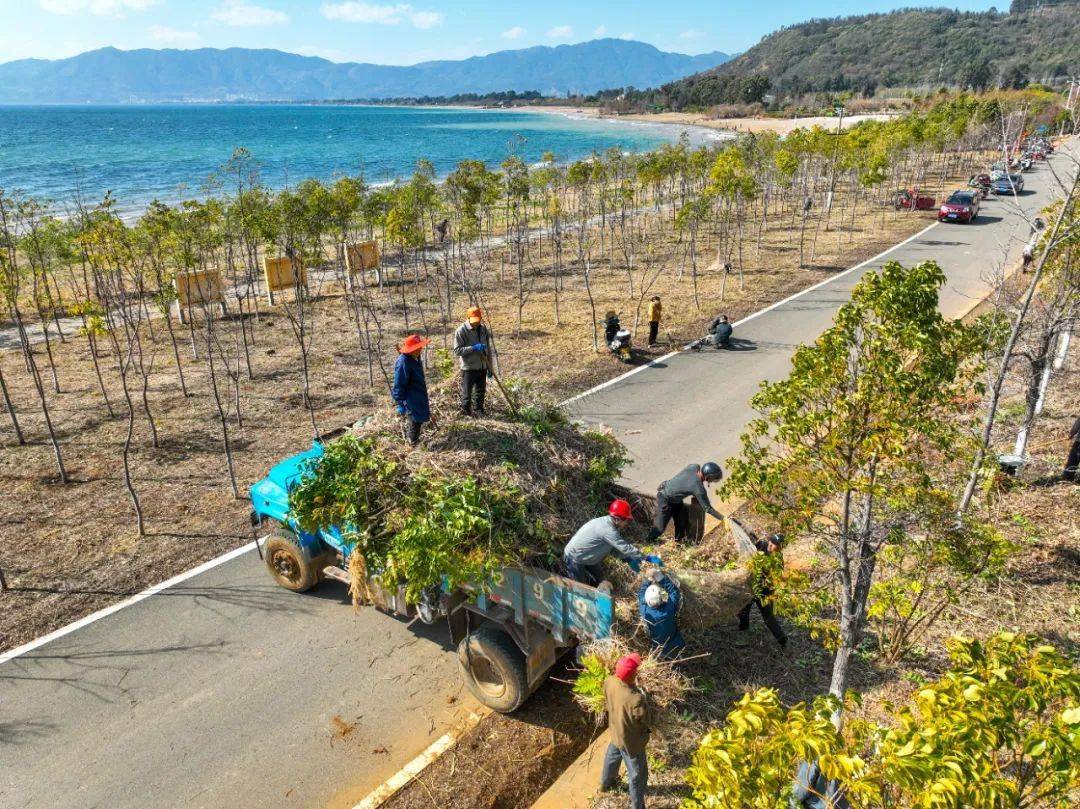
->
[600, 743, 647, 809]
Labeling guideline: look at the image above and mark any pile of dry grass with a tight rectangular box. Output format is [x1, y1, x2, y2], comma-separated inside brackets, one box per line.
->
[572, 634, 696, 723]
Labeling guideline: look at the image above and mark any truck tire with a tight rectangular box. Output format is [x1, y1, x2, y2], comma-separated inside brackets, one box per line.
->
[457, 625, 529, 713]
[264, 529, 319, 592]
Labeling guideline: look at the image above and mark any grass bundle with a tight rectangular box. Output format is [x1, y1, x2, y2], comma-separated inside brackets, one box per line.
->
[572, 635, 695, 721]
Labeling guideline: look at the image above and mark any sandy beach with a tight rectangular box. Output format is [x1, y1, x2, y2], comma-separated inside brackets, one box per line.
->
[519, 104, 894, 137]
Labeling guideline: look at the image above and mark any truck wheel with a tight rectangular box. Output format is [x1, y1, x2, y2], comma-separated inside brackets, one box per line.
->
[457, 625, 529, 713]
[264, 529, 319, 592]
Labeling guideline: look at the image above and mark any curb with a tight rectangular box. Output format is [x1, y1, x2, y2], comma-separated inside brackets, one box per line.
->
[530, 733, 610, 809]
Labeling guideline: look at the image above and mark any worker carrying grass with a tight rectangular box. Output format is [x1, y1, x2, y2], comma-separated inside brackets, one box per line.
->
[563, 499, 655, 586]
[391, 334, 431, 447]
[453, 306, 494, 417]
[638, 568, 685, 660]
[599, 653, 652, 809]
[646, 462, 724, 542]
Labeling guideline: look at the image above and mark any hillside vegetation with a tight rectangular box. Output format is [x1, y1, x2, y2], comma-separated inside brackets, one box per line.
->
[633, 3, 1079, 110]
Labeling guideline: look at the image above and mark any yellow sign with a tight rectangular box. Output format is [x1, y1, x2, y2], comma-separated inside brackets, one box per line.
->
[173, 269, 225, 323]
[263, 255, 306, 304]
[345, 241, 380, 275]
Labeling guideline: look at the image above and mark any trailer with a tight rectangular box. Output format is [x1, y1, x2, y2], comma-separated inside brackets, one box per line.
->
[249, 440, 615, 713]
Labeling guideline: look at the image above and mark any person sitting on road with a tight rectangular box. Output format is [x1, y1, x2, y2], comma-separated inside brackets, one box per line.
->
[738, 529, 788, 649]
[599, 654, 652, 809]
[646, 462, 725, 542]
[391, 334, 431, 447]
[709, 314, 733, 348]
[638, 569, 685, 660]
[563, 499, 649, 586]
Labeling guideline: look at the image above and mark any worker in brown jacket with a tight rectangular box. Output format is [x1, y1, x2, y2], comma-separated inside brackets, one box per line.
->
[599, 653, 651, 809]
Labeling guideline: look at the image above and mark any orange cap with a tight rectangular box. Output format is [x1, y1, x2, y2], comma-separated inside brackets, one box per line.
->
[399, 334, 430, 354]
[467, 306, 483, 324]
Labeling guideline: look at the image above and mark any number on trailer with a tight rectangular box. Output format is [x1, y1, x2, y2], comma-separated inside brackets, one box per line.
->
[573, 597, 589, 618]
[532, 582, 545, 601]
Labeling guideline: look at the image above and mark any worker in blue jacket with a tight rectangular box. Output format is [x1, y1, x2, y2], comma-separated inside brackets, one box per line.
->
[391, 334, 431, 446]
[638, 568, 685, 660]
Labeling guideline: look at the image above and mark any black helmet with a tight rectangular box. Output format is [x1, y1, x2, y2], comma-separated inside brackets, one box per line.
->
[701, 461, 722, 481]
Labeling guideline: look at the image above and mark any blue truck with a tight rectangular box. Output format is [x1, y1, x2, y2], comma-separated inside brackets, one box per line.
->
[249, 438, 616, 713]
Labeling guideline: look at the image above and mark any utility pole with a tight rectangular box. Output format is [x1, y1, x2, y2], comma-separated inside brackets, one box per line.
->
[824, 104, 845, 231]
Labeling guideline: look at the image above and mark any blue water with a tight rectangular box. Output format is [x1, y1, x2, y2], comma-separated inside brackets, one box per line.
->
[0, 104, 706, 213]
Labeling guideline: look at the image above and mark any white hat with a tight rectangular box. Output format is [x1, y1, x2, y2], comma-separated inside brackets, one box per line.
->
[644, 584, 666, 608]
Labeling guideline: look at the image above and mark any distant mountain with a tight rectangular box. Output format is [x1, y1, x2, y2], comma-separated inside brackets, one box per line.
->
[706, 4, 1079, 95]
[0, 40, 732, 104]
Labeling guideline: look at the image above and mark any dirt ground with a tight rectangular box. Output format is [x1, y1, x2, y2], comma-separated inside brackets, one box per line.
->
[0, 159, 968, 655]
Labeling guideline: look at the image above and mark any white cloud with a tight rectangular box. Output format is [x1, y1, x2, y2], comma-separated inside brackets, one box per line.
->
[593, 25, 606, 37]
[680, 29, 706, 40]
[618, 32, 635, 40]
[211, 1, 289, 27]
[38, 0, 158, 17]
[148, 25, 201, 46]
[502, 26, 526, 40]
[321, 2, 444, 29]
[546, 25, 573, 40]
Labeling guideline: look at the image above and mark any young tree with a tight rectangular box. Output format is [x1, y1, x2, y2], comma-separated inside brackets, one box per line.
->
[725, 260, 994, 720]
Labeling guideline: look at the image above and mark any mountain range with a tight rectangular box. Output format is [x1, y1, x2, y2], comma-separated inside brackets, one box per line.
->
[0, 40, 732, 104]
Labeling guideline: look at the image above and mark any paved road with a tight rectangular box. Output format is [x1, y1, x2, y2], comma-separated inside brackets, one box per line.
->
[1, 557, 474, 809]
[567, 142, 1078, 493]
[2, 142, 1075, 809]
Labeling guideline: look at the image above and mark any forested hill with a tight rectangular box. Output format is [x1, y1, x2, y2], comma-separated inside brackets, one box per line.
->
[653, 3, 1079, 106]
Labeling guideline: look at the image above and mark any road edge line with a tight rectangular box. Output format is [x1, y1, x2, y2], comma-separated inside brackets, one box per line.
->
[350, 709, 488, 809]
[0, 539, 261, 665]
[559, 220, 939, 408]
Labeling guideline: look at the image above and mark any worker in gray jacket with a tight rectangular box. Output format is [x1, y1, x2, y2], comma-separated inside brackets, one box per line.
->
[646, 462, 724, 542]
[563, 499, 646, 586]
[453, 305, 494, 416]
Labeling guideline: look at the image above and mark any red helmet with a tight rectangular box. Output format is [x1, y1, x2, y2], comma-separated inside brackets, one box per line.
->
[609, 498, 632, 520]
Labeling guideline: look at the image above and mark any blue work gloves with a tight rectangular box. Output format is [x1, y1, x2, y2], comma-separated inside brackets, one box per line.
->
[396, 404, 407, 416]
[473, 343, 487, 352]
[645, 554, 663, 567]
[627, 557, 642, 572]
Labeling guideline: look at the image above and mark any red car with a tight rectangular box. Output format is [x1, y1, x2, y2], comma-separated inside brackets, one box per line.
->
[938, 190, 980, 223]
[894, 189, 936, 211]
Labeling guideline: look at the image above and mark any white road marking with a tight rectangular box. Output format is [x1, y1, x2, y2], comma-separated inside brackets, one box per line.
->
[350, 710, 488, 809]
[0, 538, 262, 665]
[559, 221, 939, 407]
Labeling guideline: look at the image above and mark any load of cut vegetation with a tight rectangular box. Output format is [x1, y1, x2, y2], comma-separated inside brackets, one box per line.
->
[288, 382, 629, 602]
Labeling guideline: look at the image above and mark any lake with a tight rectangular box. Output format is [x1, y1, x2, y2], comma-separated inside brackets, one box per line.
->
[0, 104, 715, 213]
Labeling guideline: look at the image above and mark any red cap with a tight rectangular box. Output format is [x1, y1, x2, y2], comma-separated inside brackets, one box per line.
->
[609, 498, 632, 520]
[615, 653, 641, 682]
[399, 334, 430, 354]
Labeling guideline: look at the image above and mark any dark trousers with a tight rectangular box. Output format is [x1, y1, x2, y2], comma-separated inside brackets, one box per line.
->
[648, 320, 659, 346]
[461, 369, 487, 414]
[563, 555, 604, 586]
[1064, 441, 1080, 481]
[738, 597, 787, 645]
[646, 494, 687, 542]
[402, 417, 423, 446]
[600, 743, 647, 809]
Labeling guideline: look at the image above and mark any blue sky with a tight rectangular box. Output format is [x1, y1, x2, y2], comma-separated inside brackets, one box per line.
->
[0, 0, 1000, 66]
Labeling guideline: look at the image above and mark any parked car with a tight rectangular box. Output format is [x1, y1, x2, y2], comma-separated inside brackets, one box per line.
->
[992, 174, 1025, 195]
[938, 190, 980, 223]
[894, 188, 936, 211]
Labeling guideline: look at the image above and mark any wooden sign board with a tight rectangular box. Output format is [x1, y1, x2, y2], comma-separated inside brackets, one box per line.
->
[263, 255, 307, 304]
[173, 269, 226, 323]
[345, 240, 379, 273]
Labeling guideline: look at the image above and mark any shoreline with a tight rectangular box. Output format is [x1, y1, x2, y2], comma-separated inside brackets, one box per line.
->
[518, 104, 895, 137]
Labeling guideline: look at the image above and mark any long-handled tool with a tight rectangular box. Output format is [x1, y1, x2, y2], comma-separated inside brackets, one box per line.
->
[481, 350, 521, 419]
